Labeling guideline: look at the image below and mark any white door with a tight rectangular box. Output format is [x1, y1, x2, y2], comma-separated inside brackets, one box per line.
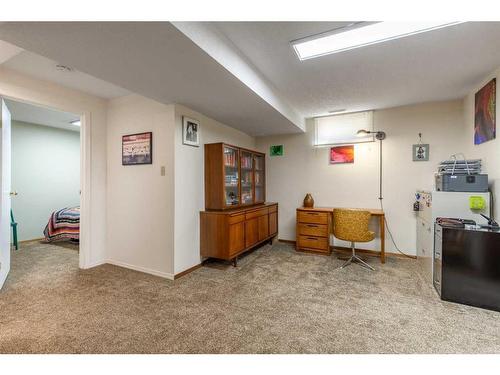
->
[0, 98, 12, 290]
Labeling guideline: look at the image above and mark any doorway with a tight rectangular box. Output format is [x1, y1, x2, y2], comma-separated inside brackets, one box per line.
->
[8, 99, 81, 263]
[0, 95, 90, 290]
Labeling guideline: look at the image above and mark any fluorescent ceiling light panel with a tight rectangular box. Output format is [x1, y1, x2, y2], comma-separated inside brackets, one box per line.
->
[70, 120, 81, 126]
[292, 22, 463, 60]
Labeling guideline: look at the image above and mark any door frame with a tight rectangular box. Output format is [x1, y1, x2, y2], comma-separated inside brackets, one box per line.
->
[2, 95, 91, 269]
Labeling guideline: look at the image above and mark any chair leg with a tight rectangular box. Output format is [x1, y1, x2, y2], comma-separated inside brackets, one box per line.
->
[340, 256, 353, 268]
[339, 242, 356, 269]
[338, 241, 374, 271]
[13, 225, 18, 250]
[353, 254, 375, 271]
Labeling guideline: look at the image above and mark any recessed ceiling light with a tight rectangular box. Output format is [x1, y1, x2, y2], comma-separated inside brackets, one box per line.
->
[70, 120, 81, 126]
[292, 22, 464, 60]
[55, 64, 73, 72]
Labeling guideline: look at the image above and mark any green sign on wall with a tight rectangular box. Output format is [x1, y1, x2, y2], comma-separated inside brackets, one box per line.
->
[270, 145, 284, 156]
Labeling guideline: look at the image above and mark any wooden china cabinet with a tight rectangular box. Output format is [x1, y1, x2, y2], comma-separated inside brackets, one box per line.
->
[200, 143, 278, 265]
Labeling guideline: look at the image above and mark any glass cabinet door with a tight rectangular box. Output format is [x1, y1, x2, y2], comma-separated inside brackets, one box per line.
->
[223, 146, 239, 207]
[240, 150, 254, 205]
[254, 154, 265, 203]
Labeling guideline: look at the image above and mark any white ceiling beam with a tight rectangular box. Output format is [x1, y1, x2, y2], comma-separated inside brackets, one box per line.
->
[172, 21, 305, 132]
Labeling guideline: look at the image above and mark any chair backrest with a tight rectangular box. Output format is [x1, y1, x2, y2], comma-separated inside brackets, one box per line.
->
[333, 208, 372, 242]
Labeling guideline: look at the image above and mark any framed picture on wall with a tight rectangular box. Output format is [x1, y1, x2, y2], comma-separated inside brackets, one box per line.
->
[122, 132, 153, 165]
[270, 144, 284, 156]
[474, 78, 496, 145]
[330, 145, 354, 164]
[183, 116, 200, 147]
[412, 144, 429, 161]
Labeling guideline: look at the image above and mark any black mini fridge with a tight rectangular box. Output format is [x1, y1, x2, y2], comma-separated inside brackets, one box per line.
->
[434, 223, 500, 312]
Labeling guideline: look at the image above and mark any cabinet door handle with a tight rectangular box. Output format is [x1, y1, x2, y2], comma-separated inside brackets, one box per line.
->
[307, 224, 318, 228]
[307, 213, 319, 216]
[307, 237, 317, 241]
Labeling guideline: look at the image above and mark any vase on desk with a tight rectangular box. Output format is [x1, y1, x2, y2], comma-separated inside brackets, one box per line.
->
[303, 193, 314, 208]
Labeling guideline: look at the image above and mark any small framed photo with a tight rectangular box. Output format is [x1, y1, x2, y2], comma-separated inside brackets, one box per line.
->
[270, 144, 284, 156]
[412, 144, 429, 161]
[183, 117, 200, 147]
[122, 132, 152, 165]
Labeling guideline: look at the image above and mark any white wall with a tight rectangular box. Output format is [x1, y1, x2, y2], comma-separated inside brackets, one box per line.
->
[12, 120, 80, 241]
[173, 104, 256, 274]
[105, 98, 257, 277]
[463, 66, 500, 219]
[106, 95, 176, 278]
[256, 100, 465, 255]
[0, 67, 108, 267]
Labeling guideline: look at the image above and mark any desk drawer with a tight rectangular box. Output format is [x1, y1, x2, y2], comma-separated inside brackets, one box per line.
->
[297, 235, 329, 251]
[298, 223, 328, 237]
[297, 211, 329, 224]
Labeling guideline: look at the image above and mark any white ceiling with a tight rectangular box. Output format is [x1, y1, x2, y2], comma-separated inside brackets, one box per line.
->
[213, 22, 500, 117]
[5, 98, 80, 132]
[3, 51, 130, 99]
[0, 22, 303, 136]
[0, 39, 22, 64]
[1, 22, 500, 136]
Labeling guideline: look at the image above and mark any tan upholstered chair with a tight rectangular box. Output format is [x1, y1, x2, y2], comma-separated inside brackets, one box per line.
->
[333, 208, 375, 270]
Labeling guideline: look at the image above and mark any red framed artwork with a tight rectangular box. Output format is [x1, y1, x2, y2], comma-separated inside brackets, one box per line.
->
[330, 145, 354, 164]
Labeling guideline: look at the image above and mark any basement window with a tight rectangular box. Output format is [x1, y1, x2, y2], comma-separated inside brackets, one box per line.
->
[314, 111, 374, 146]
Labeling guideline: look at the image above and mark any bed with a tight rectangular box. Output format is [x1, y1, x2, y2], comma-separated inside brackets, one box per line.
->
[44, 206, 80, 242]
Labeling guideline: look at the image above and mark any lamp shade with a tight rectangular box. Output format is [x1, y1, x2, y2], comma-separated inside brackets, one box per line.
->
[356, 129, 371, 136]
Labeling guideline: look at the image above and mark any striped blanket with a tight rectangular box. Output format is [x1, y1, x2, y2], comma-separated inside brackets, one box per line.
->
[44, 206, 80, 242]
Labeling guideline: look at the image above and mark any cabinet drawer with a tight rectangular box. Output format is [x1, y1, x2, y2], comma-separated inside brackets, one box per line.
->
[246, 208, 268, 220]
[297, 235, 329, 251]
[297, 211, 329, 224]
[228, 214, 245, 225]
[298, 223, 328, 237]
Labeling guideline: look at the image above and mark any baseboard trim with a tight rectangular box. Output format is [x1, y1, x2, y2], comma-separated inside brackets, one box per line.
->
[105, 259, 175, 280]
[18, 237, 45, 244]
[333, 246, 417, 260]
[82, 259, 107, 269]
[174, 263, 202, 279]
[278, 239, 416, 260]
[278, 239, 296, 245]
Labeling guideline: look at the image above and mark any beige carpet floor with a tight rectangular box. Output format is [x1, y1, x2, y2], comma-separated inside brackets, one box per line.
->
[1, 241, 500, 354]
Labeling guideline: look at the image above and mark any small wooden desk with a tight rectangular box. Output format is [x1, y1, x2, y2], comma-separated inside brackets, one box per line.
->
[296, 207, 385, 264]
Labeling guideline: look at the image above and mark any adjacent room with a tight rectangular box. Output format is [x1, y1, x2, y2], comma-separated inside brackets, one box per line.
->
[4, 99, 81, 283]
[1, 19, 500, 359]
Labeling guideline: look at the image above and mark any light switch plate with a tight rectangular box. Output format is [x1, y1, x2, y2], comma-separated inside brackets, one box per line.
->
[161, 166, 166, 176]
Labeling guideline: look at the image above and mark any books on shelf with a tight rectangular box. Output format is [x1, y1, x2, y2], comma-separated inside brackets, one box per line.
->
[225, 174, 238, 186]
[241, 155, 253, 169]
[224, 149, 237, 167]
